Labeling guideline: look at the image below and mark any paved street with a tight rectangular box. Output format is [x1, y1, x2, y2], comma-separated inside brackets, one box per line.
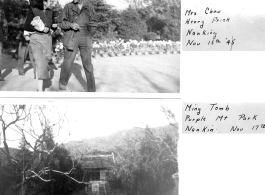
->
[0, 53, 180, 93]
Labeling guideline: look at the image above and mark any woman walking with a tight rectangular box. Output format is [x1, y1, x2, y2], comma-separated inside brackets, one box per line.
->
[17, 11, 30, 76]
[24, 0, 53, 91]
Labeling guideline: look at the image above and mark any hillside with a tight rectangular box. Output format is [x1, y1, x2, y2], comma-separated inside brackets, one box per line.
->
[0, 147, 22, 165]
[65, 124, 178, 156]
[64, 123, 179, 195]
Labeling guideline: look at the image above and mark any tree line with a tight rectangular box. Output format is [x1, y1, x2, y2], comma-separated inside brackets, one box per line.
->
[0, 0, 180, 50]
[107, 108, 178, 195]
[0, 105, 84, 195]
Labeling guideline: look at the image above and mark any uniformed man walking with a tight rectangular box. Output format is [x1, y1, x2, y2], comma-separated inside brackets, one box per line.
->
[59, 0, 97, 92]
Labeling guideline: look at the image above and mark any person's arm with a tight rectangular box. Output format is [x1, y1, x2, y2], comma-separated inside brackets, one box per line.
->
[1, 10, 8, 36]
[51, 10, 57, 29]
[24, 8, 36, 32]
[52, 5, 62, 29]
[88, 4, 97, 36]
[42, 10, 53, 33]
[56, 13, 62, 29]
[59, 4, 73, 30]
[18, 17, 26, 31]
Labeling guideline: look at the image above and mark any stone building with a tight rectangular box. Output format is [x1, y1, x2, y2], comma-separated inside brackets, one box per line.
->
[82, 153, 116, 195]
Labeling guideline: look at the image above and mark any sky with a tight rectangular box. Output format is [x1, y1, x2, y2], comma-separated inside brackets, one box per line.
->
[0, 99, 181, 148]
[58, 99, 180, 142]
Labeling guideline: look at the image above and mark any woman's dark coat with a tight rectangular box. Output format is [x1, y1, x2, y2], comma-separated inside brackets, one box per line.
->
[24, 0, 53, 32]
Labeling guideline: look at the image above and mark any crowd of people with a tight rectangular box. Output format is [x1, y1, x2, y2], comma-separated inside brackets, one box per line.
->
[0, 0, 97, 92]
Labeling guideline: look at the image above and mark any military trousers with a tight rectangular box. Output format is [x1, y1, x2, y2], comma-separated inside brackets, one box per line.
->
[59, 29, 96, 92]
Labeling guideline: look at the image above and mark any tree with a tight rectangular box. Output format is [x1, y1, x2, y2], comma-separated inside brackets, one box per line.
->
[137, 0, 181, 41]
[123, 0, 151, 9]
[35, 145, 84, 195]
[1, 0, 29, 49]
[0, 105, 86, 195]
[110, 107, 178, 195]
[116, 7, 147, 41]
[89, 0, 119, 41]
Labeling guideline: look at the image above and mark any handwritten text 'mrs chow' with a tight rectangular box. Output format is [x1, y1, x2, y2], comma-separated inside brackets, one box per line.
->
[184, 7, 234, 49]
[185, 7, 230, 29]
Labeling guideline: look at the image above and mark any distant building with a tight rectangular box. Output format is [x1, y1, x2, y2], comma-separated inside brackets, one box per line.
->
[81, 153, 116, 195]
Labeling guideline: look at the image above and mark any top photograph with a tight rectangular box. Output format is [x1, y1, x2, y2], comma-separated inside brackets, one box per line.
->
[0, 0, 180, 93]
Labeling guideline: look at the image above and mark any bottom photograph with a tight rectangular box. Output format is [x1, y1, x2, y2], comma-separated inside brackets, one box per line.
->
[0, 99, 179, 195]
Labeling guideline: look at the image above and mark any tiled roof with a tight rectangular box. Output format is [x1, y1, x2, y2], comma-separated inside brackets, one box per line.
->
[82, 153, 115, 169]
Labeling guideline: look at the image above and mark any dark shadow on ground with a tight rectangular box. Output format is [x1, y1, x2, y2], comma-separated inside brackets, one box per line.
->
[151, 69, 180, 92]
[58, 62, 87, 91]
[24, 63, 33, 74]
[131, 66, 179, 93]
[1, 53, 180, 92]
[43, 60, 61, 90]
[134, 70, 167, 92]
[1, 68, 12, 79]
[1, 52, 35, 79]
[93, 63, 107, 91]
[1, 55, 17, 78]
[43, 68, 55, 91]
[93, 54, 179, 93]
[71, 63, 87, 91]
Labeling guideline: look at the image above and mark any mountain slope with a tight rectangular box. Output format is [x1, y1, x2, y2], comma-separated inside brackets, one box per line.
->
[65, 124, 178, 155]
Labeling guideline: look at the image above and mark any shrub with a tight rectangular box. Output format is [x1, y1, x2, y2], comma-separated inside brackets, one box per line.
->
[116, 8, 147, 41]
[143, 32, 158, 41]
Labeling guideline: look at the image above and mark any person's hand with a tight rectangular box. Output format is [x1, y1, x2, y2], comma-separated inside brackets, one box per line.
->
[71, 23, 80, 30]
[43, 27, 50, 33]
[24, 35, 30, 41]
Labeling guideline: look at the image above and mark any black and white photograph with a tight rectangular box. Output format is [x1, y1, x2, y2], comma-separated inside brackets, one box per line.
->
[0, 0, 180, 92]
[0, 99, 179, 195]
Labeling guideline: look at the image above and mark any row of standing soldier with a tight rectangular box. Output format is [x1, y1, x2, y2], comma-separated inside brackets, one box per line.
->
[0, 0, 97, 92]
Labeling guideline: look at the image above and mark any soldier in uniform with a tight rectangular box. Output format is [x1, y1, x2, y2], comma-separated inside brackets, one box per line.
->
[58, 0, 97, 92]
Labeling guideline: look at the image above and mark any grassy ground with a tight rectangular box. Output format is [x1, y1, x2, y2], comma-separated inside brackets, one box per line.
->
[0, 53, 180, 93]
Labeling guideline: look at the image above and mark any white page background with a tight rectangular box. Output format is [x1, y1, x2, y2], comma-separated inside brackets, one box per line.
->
[181, 0, 265, 194]
[2, 0, 265, 194]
